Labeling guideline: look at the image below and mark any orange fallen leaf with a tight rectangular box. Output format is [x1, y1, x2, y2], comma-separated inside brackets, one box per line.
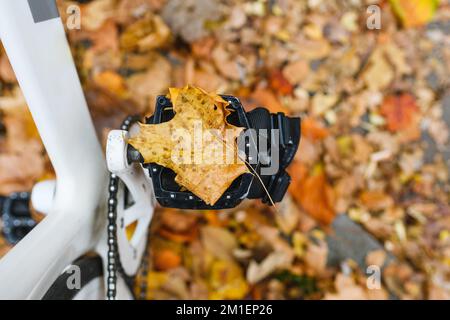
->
[359, 190, 394, 211]
[289, 163, 336, 225]
[380, 94, 420, 139]
[158, 225, 198, 243]
[301, 117, 329, 141]
[204, 210, 227, 227]
[93, 70, 128, 98]
[251, 286, 263, 300]
[154, 249, 182, 271]
[250, 88, 289, 114]
[268, 69, 293, 96]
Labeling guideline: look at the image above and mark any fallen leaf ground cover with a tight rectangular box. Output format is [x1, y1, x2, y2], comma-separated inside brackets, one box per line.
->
[0, 0, 449, 300]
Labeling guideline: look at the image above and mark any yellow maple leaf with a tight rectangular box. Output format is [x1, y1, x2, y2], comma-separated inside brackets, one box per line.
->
[128, 85, 249, 205]
[389, 0, 439, 28]
[208, 260, 249, 300]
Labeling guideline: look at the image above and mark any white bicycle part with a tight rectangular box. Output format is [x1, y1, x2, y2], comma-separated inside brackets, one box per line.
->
[106, 129, 155, 276]
[0, 0, 156, 299]
[31, 180, 56, 216]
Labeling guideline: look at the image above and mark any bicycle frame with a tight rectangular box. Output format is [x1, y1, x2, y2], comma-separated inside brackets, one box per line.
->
[0, 0, 129, 299]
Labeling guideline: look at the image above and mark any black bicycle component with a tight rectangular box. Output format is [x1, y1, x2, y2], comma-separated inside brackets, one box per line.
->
[0, 192, 36, 244]
[43, 255, 103, 300]
[245, 108, 301, 204]
[129, 94, 301, 210]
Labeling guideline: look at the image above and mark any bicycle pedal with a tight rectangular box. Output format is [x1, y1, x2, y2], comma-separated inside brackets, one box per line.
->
[123, 95, 301, 210]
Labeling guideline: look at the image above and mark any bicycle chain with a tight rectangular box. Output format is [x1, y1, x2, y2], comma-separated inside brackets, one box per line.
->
[106, 116, 149, 300]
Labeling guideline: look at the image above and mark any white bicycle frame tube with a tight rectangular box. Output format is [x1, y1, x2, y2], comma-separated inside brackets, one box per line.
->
[0, 0, 108, 299]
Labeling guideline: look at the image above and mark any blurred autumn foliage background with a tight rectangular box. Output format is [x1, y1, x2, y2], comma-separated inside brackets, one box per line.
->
[0, 0, 449, 299]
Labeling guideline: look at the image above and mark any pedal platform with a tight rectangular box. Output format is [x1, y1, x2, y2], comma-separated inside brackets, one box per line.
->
[128, 95, 301, 210]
